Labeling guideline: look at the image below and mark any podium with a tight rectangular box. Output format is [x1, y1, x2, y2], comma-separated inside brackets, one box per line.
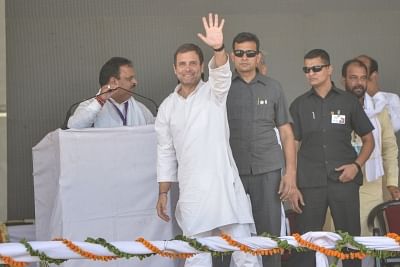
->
[33, 126, 181, 267]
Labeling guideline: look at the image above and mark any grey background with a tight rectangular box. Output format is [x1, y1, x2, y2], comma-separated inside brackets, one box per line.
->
[6, 0, 400, 219]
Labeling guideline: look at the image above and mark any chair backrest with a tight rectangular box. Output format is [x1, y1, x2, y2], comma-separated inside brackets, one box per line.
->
[384, 203, 400, 234]
[367, 200, 400, 235]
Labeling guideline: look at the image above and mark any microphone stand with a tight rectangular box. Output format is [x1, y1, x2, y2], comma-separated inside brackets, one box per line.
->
[117, 88, 159, 114]
[60, 89, 116, 130]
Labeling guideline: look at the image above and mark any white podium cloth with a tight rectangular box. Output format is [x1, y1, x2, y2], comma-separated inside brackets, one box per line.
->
[7, 225, 36, 242]
[32, 126, 180, 267]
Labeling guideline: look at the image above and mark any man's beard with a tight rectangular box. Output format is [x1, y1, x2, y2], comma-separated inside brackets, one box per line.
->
[350, 86, 366, 98]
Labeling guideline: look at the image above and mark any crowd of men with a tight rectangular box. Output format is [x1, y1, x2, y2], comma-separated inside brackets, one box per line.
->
[67, 13, 400, 267]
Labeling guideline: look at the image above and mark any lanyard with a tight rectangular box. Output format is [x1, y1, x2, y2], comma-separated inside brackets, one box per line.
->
[110, 101, 129, 126]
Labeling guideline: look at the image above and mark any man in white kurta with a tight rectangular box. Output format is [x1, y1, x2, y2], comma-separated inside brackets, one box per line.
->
[68, 96, 154, 128]
[156, 58, 254, 233]
[67, 57, 154, 128]
[356, 54, 400, 133]
[155, 14, 257, 267]
[356, 54, 400, 201]
[343, 59, 399, 267]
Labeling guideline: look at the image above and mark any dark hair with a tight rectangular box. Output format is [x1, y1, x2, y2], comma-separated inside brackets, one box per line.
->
[357, 54, 378, 75]
[99, 57, 133, 86]
[304, 49, 330, 65]
[341, 59, 368, 77]
[174, 43, 204, 66]
[232, 32, 260, 51]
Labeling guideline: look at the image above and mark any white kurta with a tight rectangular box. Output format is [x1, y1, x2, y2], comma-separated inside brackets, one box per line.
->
[155, 58, 254, 236]
[375, 91, 400, 132]
[68, 96, 155, 128]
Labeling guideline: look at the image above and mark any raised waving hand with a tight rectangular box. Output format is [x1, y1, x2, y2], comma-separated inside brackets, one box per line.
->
[197, 13, 227, 66]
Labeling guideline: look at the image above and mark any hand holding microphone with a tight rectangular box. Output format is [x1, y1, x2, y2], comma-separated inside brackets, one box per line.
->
[61, 84, 120, 129]
[96, 84, 118, 106]
[98, 82, 137, 103]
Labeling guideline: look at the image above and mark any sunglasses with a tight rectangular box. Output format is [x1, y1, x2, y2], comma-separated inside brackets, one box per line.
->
[233, 50, 258, 58]
[302, 64, 330, 74]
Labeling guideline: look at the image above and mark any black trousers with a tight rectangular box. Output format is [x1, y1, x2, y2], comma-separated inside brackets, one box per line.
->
[286, 179, 361, 267]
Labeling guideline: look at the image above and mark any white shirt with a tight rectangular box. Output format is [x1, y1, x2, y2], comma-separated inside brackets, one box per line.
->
[363, 93, 384, 181]
[155, 58, 254, 236]
[374, 91, 400, 132]
[68, 96, 155, 128]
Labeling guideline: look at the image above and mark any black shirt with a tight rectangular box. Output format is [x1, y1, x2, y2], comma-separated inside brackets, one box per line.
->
[290, 85, 374, 188]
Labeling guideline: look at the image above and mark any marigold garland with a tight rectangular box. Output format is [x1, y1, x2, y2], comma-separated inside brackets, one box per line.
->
[0, 233, 399, 266]
[386, 233, 400, 244]
[86, 237, 153, 261]
[0, 255, 28, 267]
[174, 235, 232, 257]
[221, 233, 283, 256]
[136, 237, 194, 259]
[21, 238, 66, 266]
[292, 233, 366, 260]
[260, 232, 305, 252]
[54, 238, 118, 261]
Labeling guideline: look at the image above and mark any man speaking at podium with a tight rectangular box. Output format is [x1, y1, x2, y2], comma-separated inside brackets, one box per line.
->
[67, 57, 155, 128]
[155, 13, 258, 267]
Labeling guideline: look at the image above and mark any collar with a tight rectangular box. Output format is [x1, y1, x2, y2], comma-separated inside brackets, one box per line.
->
[174, 80, 205, 99]
[306, 82, 344, 98]
[96, 88, 130, 106]
[232, 71, 267, 86]
[109, 97, 130, 107]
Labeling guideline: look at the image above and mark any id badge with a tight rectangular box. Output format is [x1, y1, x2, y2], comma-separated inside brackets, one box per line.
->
[331, 114, 345, 124]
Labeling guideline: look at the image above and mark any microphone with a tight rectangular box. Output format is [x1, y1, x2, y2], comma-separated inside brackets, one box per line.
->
[60, 88, 116, 130]
[116, 87, 159, 114]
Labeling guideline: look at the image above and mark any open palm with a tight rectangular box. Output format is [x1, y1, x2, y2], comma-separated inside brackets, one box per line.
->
[197, 13, 224, 49]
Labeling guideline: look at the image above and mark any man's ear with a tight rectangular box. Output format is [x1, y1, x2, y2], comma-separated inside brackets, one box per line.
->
[230, 52, 235, 62]
[327, 65, 334, 76]
[109, 77, 118, 86]
[370, 71, 378, 81]
[256, 53, 261, 64]
[173, 64, 177, 75]
[340, 77, 346, 87]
